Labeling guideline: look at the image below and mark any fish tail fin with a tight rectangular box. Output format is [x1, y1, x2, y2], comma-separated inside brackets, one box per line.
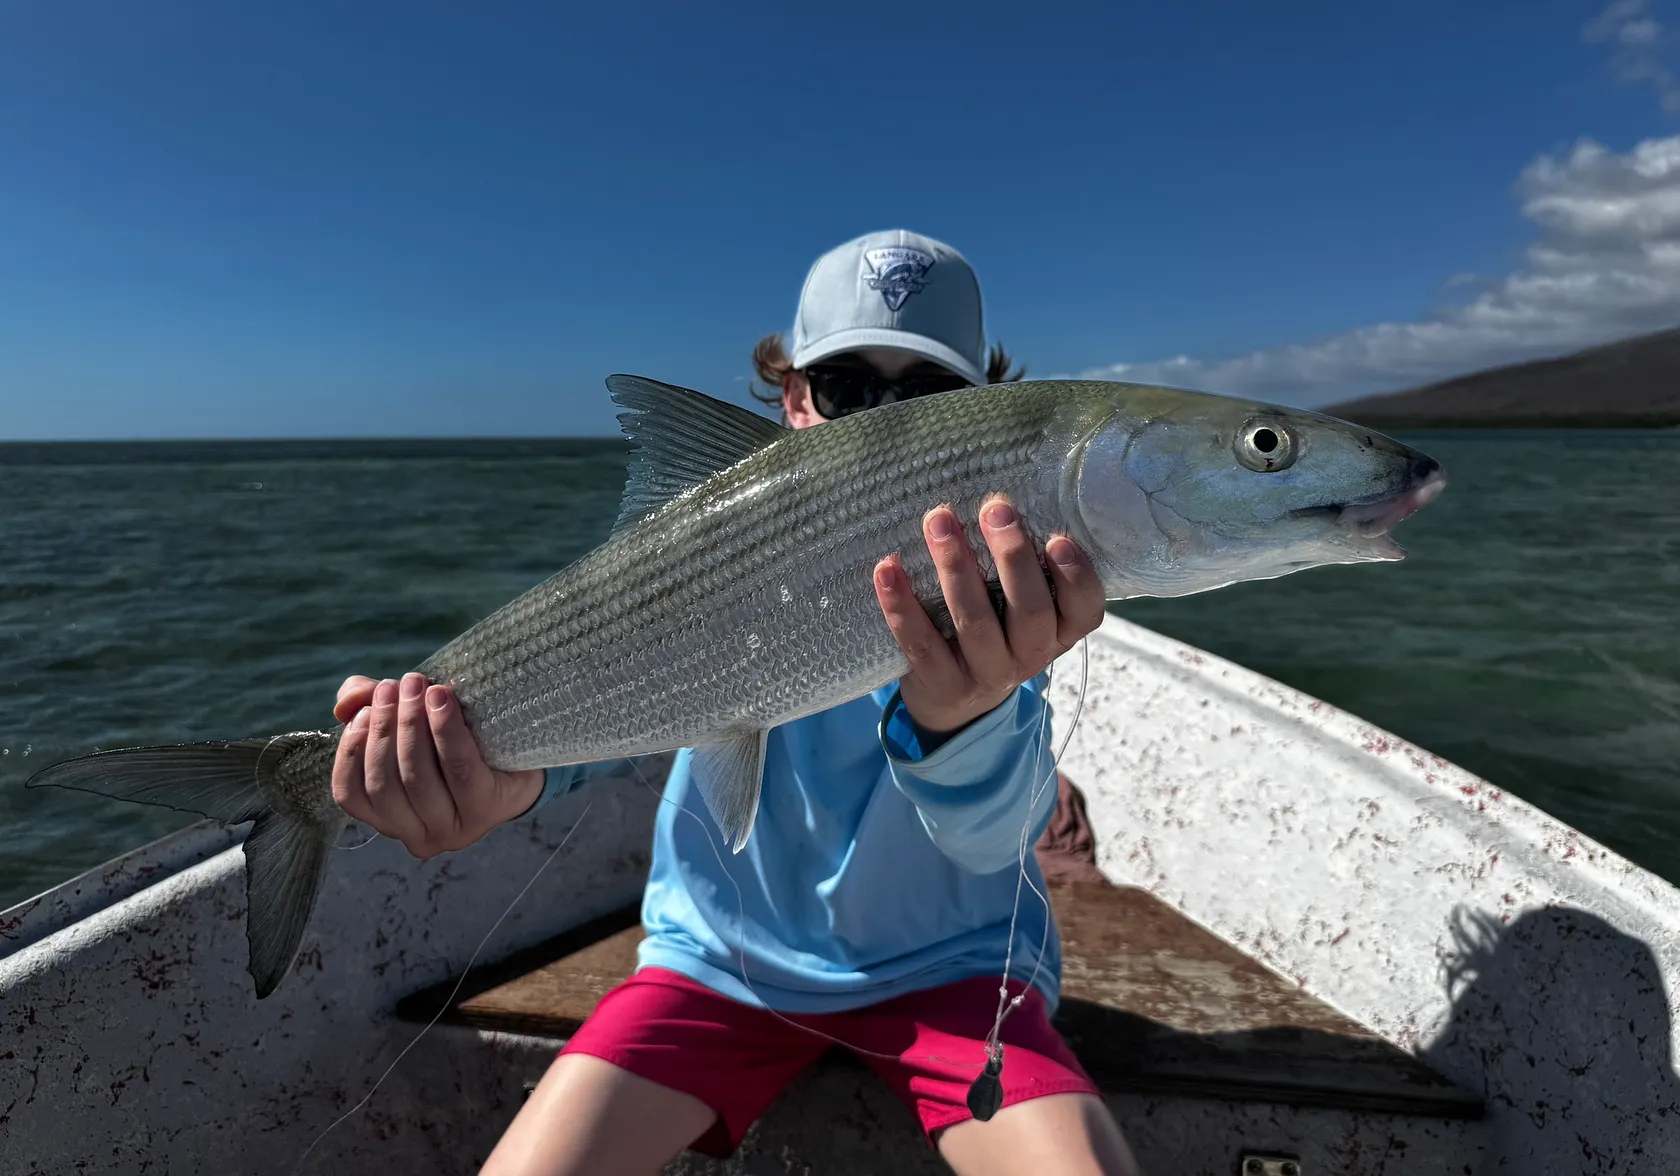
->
[27, 732, 345, 998]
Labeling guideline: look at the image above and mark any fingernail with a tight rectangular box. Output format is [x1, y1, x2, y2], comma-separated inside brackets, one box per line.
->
[927, 511, 956, 540]
[875, 561, 901, 593]
[373, 678, 398, 707]
[400, 673, 424, 701]
[1048, 536, 1079, 567]
[426, 685, 450, 712]
[982, 500, 1016, 529]
[348, 708, 370, 731]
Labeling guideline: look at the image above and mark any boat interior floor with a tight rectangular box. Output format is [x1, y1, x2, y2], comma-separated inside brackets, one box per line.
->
[398, 878, 1485, 1157]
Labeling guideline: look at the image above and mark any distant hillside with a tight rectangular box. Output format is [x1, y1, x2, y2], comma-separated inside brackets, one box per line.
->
[1322, 327, 1680, 428]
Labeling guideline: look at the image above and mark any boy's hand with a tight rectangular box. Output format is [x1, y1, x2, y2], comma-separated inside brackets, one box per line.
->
[873, 496, 1106, 743]
[330, 672, 545, 860]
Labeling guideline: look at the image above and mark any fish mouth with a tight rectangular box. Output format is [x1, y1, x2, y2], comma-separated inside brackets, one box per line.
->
[1336, 466, 1448, 560]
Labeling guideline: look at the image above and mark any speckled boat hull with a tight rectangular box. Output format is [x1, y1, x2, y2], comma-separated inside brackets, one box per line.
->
[4, 616, 1677, 1175]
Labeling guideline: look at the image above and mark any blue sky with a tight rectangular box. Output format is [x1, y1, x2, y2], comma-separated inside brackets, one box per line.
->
[5, 0, 1680, 439]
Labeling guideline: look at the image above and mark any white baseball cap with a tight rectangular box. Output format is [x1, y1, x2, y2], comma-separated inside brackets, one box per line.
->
[789, 229, 988, 387]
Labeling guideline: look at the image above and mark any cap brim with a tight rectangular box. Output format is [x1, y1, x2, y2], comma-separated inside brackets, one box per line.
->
[791, 327, 986, 388]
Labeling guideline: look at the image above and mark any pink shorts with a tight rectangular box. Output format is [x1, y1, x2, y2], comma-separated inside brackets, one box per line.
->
[558, 965, 1099, 1156]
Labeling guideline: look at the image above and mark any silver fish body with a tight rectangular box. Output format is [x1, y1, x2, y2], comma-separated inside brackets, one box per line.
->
[29, 375, 1446, 997]
[434, 378, 1442, 771]
[433, 380, 1084, 773]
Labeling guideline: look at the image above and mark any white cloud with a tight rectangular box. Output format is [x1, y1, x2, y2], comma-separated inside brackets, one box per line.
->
[1621, 18, 1662, 45]
[1079, 135, 1680, 405]
[1583, 0, 1680, 112]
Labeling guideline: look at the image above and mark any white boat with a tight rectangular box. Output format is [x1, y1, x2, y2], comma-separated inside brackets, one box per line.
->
[4, 614, 1677, 1175]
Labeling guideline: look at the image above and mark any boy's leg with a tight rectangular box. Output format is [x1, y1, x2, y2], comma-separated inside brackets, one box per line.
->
[480, 966, 825, 1175]
[843, 975, 1140, 1176]
[936, 1091, 1140, 1176]
[482, 1053, 716, 1176]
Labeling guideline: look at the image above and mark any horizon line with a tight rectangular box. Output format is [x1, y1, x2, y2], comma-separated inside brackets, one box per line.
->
[0, 433, 635, 445]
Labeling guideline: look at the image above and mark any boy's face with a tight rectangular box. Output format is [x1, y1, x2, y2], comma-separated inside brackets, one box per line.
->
[781, 347, 971, 430]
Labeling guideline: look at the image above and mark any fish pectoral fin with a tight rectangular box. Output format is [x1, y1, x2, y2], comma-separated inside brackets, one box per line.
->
[242, 809, 336, 999]
[689, 728, 770, 854]
[605, 374, 789, 536]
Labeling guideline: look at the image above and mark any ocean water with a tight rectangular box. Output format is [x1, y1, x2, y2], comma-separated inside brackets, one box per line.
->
[0, 430, 1676, 909]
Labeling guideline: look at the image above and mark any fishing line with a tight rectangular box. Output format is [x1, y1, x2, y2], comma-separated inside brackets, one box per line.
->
[337, 826, 382, 850]
[992, 632, 1091, 1017]
[968, 636, 1089, 1116]
[287, 799, 594, 1176]
[622, 635, 1091, 1090]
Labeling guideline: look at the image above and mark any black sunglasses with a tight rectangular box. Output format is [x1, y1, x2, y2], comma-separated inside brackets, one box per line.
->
[804, 362, 973, 419]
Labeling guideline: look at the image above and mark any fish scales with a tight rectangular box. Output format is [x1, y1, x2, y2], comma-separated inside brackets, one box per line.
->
[422, 383, 1078, 772]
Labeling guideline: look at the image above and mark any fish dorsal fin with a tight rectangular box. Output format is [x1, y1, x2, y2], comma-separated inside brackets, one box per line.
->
[606, 374, 789, 535]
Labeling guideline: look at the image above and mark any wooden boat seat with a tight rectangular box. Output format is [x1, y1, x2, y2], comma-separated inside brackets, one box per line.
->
[396, 879, 1484, 1119]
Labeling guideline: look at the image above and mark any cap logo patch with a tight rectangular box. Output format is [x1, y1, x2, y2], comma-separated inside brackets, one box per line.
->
[863, 246, 935, 311]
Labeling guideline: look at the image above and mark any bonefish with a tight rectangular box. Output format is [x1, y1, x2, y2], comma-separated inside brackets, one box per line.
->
[28, 374, 1446, 997]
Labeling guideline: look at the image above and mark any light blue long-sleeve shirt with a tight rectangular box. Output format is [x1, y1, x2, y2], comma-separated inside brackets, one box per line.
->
[532, 675, 1063, 1015]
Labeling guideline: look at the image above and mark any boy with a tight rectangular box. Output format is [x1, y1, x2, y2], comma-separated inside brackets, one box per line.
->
[332, 229, 1140, 1175]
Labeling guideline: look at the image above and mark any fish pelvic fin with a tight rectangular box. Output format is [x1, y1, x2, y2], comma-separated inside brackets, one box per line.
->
[26, 732, 346, 999]
[689, 728, 770, 854]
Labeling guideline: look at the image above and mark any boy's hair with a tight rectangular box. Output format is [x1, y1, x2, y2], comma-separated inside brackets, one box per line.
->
[748, 335, 1026, 410]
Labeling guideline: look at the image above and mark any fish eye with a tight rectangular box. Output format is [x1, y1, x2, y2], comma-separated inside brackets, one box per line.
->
[1235, 418, 1297, 473]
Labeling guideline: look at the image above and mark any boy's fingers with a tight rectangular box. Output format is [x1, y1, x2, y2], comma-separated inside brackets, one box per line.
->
[331, 709, 376, 825]
[874, 556, 963, 698]
[395, 673, 458, 848]
[426, 684, 501, 832]
[924, 507, 1009, 677]
[1045, 536, 1107, 649]
[334, 675, 378, 724]
[980, 497, 1056, 669]
[360, 678, 429, 852]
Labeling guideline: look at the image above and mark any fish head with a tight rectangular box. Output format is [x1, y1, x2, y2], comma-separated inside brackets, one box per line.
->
[1067, 384, 1447, 599]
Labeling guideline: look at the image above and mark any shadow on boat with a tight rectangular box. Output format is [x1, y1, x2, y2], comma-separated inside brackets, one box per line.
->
[1418, 904, 1680, 1169]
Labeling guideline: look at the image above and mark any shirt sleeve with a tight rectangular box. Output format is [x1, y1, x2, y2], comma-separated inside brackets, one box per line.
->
[518, 761, 605, 818]
[878, 672, 1060, 875]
